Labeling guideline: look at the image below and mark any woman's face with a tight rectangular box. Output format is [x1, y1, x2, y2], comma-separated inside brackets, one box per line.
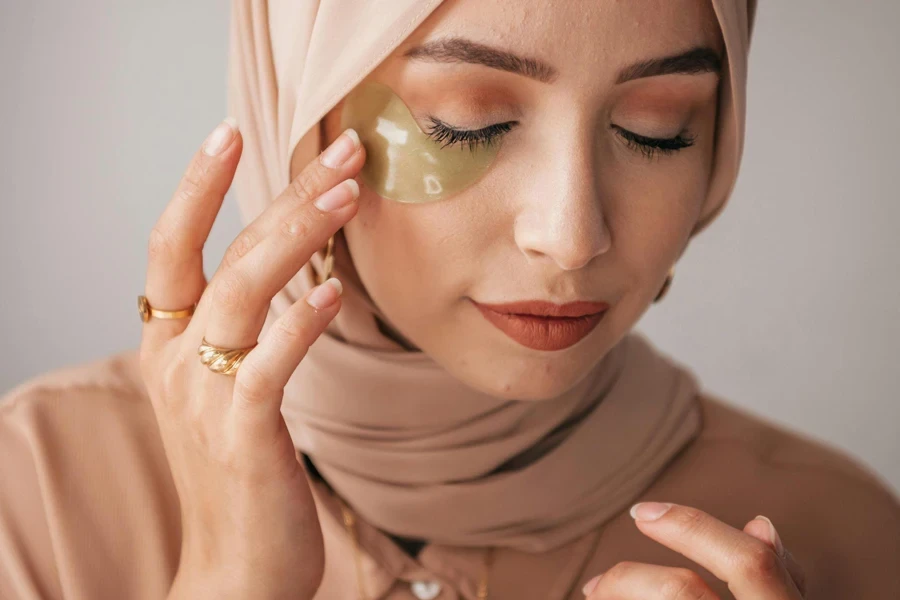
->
[311, 0, 724, 400]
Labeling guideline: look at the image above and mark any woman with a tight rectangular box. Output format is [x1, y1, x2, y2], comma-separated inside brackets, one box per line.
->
[1, 0, 897, 598]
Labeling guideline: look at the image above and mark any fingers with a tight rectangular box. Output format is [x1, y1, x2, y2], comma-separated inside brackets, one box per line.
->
[229, 278, 343, 438]
[743, 516, 807, 597]
[196, 129, 363, 350]
[582, 562, 719, 599]
[630, 502, 803, 600]
[143, 117, 241, 347]
[209, 128, 364, 284]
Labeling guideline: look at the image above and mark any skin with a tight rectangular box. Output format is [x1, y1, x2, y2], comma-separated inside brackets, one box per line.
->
[145, 126, 806, 600]
[142, 0, 807, 597]
[143, 123, 367, 598]
[304, 0, 724, 401]
[583, 503, 806, 598]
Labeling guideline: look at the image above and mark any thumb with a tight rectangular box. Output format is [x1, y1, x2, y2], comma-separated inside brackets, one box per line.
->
[744, 516, 806, 596]
[743, 515, 784, 556]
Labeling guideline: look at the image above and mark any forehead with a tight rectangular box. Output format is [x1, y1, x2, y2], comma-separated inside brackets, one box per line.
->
[400, 0, 724, 82]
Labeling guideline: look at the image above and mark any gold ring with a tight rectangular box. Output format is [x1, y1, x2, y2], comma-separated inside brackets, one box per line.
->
[138, 295, 196, 322]
[197, 337, 257, 376]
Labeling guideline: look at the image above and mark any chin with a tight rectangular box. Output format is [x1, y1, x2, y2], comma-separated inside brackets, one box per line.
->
[486, 370, 595, 401]
[440, 334, 613, 401]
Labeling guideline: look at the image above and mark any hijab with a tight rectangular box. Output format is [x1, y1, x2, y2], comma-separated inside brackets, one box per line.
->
[226, 0, 757, 552]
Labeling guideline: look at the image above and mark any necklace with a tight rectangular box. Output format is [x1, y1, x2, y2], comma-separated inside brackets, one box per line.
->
[337, 496, 494, 599]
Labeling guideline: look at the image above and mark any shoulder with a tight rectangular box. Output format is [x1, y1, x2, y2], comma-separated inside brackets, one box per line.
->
[0, 350, 154, 451]
[1, 348, 148, 412]
[0, 350, 169, 499]
[579, 395, 899, 598]
[0, 350, 180, 600]
[693, 393, 897, 500]
[680, 394, 900, 596]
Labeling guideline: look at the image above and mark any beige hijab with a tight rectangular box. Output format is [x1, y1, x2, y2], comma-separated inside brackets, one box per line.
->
[227, 0, 757, 552]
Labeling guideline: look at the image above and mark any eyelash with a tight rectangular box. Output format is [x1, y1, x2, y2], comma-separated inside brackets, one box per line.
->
[424, 116, 515, 151]
[423, 116, 696, 160]
[611, 124, 696, 159]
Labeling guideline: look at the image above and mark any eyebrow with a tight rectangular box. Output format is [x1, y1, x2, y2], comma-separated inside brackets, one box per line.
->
[404, 38, 722, 84]
[615, 46, 722, 84]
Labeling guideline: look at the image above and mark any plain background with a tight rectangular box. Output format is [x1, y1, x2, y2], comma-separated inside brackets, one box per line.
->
[1, 1, 898, 493]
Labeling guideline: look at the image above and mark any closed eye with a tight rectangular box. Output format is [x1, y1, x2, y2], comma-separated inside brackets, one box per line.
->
[424, 116, 517, 151]
[611, 124, 695, 160]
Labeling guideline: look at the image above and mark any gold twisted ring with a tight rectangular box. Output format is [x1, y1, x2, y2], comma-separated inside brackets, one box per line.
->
[137, 295, 196, 322]
[197, 337, 257, 376]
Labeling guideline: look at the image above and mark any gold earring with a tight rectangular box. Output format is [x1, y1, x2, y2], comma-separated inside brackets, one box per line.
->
[653, 267, 675, 303]
[316, 234, 336, 286]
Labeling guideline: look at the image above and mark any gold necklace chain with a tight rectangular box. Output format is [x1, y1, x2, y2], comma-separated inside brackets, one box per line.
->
[337, 497, 494, 599]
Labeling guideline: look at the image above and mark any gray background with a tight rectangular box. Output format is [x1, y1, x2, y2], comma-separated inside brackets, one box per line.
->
[1, 1, 898, 492]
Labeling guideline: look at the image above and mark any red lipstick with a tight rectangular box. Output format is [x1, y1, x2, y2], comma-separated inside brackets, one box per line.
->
[471, 299, 609, 351]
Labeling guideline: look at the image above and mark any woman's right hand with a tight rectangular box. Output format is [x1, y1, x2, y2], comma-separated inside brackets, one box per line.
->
[138, 117, 365, 600]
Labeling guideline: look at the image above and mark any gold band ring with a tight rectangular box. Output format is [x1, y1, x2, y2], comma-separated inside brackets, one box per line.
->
[138, 295, 196, 323]
[197, 337, 257, 376]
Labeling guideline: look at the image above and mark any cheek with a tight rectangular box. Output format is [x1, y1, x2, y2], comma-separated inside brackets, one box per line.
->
[602, 133, 715, 291]
[342, 186, 494, 322]
[600, 79, 720, 268]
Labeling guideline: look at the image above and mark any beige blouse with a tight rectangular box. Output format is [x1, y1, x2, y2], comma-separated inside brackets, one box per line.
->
[1, 349, 898, 599]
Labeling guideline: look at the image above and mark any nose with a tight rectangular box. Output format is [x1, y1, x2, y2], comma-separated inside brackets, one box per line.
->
[513, 130, 611, 271]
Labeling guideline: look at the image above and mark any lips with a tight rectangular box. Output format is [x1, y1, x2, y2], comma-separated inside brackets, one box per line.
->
[471, 299, 609, 351]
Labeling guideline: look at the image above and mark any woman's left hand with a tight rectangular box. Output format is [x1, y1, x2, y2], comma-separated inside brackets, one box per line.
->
[582, 503, 807, 599]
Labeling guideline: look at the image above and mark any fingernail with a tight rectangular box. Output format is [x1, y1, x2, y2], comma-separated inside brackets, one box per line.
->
[320, 128, 360, 168]
[314, 179, 359, 212]
[202, 117, 238, 156]
[755, 515, 785, 557]
[630, 502, 673, 522]
[582, 574, 603, 596]
[306, 278, 343, 309]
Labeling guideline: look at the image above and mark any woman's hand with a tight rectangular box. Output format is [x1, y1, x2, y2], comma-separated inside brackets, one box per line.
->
[583, 503, 807, 599]
[138, 118, 364, 600]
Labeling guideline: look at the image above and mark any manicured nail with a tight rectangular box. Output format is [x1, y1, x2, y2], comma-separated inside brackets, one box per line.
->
[755, 515, 785, 557]
[202, 117, 238, 156]
[582, 574, 603, 596]
[630, 502, 673, 522]
[314, 179, 359, 212]
[306, 278, 343, 309]
[320, 128, 360, 168]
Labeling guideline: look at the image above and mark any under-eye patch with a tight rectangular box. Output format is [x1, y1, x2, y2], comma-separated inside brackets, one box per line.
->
[340, 81, 502, 203]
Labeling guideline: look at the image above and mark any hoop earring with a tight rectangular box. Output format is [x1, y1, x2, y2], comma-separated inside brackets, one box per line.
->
[653, 267, 675, 303]
[316, 233, 336, 286]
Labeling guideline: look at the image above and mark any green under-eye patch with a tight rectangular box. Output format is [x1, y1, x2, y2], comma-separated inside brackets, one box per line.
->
[340, 81, 502, 203]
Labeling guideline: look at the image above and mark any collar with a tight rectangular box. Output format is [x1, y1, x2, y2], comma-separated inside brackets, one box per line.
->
[301, 450, 605, 599]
